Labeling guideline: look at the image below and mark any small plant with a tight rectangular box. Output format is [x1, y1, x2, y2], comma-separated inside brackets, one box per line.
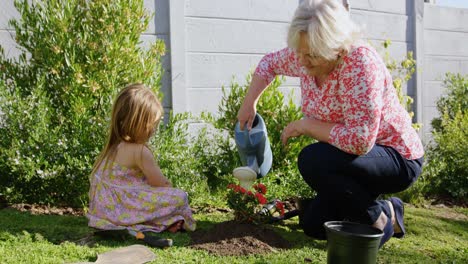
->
[226, 183, 285, 224]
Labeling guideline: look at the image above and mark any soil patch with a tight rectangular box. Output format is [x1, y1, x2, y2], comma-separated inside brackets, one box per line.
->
[189, 220, 292, 256]
[8, 203, 84, 216]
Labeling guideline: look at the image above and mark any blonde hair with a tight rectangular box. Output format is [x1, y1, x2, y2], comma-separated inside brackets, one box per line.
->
[287, 0, 361, 60]
[90, 83, 163, 177]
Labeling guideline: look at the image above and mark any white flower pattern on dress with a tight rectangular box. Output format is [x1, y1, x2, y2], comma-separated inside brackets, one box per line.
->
[254, 44, 424, 159]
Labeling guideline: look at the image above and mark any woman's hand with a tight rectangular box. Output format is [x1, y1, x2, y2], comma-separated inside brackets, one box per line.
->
[237, 74, 269, 130]
[281, 118, 337, 145]
[237, 101, 256, 131]
[281, 120, 306, 145]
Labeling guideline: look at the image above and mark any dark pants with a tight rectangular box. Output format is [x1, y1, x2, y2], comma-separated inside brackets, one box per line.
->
[297, 142, 423, 239]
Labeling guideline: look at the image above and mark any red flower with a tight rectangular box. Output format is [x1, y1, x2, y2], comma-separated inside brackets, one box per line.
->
[253, 183, 267, 194]
[255, 192, 267, 205]
[275, 201, 285, 216]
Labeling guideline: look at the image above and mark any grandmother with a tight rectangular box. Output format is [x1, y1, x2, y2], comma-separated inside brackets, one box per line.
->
[237, 0, 424, 247]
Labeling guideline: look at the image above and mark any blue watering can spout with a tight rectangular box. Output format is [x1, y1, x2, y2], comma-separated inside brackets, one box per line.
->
[234, 113, 273, 179]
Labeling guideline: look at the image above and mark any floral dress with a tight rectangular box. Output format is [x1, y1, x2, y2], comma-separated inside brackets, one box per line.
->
[87, 161, 196, 232]
[254, 43, 424, 160]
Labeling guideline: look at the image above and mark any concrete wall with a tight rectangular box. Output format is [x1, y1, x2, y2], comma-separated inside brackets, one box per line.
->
[170, 0, 300, 114]
[1, 0, 468, 143]
[169, 0, 417, 115]
[420, 4, 468, 142]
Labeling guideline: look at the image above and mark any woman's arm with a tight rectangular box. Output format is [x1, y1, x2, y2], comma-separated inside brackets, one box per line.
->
[137, 146, 172, 187]
[238, 48, 302, 130]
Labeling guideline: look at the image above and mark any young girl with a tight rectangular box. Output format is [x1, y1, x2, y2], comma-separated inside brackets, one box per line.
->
[87, 84, 196, 233]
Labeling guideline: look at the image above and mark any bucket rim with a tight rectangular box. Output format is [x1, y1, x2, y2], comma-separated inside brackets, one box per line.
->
[324, 221, 384, 239]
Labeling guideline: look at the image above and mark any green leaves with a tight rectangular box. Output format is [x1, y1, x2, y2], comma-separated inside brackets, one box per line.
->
[424, 74, 468, 199]
[381, 40, 419, 129]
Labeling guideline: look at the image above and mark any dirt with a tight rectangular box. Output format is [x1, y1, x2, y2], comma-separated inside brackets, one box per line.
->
[189, 220, 292, 256]
[8, 203, 84, 216]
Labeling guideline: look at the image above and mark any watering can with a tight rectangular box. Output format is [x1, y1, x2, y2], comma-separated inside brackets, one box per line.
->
[233, 113, 272, 189]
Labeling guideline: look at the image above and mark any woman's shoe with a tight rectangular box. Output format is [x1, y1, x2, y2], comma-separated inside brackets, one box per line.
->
[389, 197, 406, 238]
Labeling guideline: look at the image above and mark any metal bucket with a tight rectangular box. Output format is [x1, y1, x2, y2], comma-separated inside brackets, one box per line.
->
[324, 221, 383, 264]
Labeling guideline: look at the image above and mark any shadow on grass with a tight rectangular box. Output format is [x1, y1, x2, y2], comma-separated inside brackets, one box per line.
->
[0, 207, 194, 248]
[0, 208, 91, 244]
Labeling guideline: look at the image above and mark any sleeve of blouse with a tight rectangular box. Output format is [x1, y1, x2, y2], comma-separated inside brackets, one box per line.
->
[254, 48, 302, 84]
[328, 47, 386, 155]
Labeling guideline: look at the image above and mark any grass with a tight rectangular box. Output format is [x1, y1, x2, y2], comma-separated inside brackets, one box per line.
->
[0, 205, 466, 263]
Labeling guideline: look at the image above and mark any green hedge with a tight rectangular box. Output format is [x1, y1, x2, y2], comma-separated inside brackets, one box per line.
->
[423, 73, 468, 200]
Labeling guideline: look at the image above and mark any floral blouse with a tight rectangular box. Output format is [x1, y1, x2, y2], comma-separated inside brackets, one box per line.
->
[254, 44, 424, 160]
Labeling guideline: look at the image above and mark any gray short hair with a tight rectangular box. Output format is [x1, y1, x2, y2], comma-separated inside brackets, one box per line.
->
[288, 0, 360, 60]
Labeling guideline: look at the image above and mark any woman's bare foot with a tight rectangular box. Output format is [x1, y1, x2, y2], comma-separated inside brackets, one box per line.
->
[167, 220, 184, 233]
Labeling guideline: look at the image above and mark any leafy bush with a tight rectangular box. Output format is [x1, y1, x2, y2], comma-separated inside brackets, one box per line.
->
[423, 73, 468, 199]
[152, 112, 238, 205]
[381, 40, 421, 130]
[431, 73, 468, 132]
[0, 0, 164, 206]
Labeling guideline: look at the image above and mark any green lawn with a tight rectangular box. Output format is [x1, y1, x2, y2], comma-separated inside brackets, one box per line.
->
[0, 205, 466, 264]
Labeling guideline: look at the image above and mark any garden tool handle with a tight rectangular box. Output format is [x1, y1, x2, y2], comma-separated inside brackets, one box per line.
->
[129, 231, 173, 248]
[142, 236, 173, 248]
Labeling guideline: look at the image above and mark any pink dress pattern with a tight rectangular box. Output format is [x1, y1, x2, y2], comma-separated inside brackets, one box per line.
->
[254, 44, 424, 160]
[87, 161, 196, 232]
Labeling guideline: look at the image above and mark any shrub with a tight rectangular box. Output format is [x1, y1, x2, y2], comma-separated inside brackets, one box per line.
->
[423, 74, 468, 199]
[152, 112, 238, 205]
[0, 0, 165, 206]
[381, 40, 421, 130]
[431, 73, 468, 132]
